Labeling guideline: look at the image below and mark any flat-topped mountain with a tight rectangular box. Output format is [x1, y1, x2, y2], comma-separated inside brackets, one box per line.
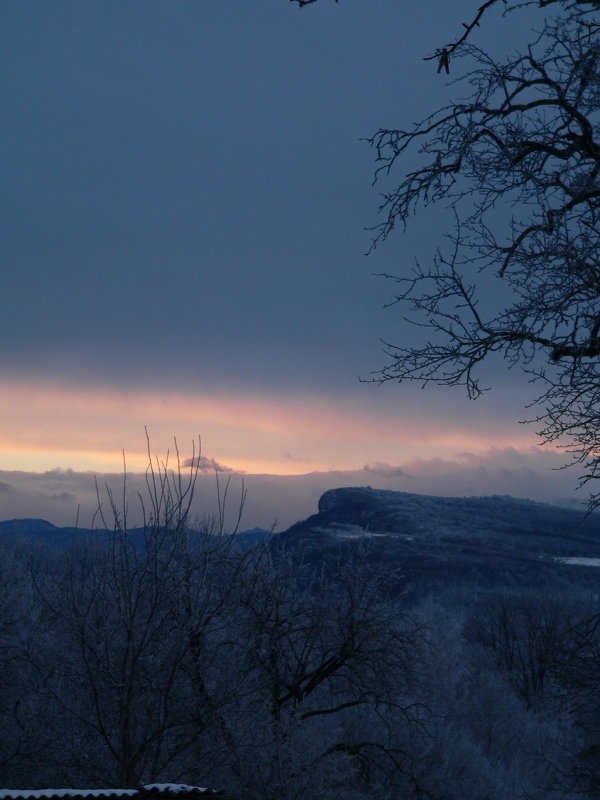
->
[286, 487, 599, 546]
[276, 487, 600, 597]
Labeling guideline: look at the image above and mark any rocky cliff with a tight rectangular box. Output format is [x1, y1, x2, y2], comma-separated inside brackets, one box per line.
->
[277, 487, 600, 599]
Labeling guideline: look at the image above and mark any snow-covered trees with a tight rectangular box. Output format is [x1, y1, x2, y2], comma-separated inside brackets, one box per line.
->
[3, 526, 600, 797]
[3, 443, 600, 797]
[0, 449, 419, 797]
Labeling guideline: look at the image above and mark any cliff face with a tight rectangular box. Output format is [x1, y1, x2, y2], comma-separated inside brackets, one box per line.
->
[279, 487, 600, 599]
[317, 487, 391, 524]
[311, 486, 597, 542]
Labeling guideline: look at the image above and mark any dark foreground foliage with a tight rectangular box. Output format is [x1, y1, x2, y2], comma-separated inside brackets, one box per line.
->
[2, 459, 600, 799]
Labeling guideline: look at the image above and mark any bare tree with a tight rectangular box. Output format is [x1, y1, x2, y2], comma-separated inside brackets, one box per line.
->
[0, 542, 57, 786]
[285, 0, 600, 504]
[30, 439, 247, 787]
[223, 543, 420, 800]
[551, 606, 600, 795]
[467, 591, 572, 707]
[289, 0, 600, 50]
[1, 436, 427, 797]
[363, 4, 600, 506]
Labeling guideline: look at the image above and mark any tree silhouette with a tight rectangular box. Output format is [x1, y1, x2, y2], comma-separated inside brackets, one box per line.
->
[365, 4, 600, 506]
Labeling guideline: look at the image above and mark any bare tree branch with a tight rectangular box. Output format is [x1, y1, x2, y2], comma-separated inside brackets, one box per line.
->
[366, 5, 600, 508]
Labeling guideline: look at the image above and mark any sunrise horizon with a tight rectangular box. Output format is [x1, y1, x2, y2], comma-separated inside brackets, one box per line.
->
[1, 0, 582, 530]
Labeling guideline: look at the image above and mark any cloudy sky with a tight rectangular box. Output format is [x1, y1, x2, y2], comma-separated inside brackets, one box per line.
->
[2, 0, 581, 528]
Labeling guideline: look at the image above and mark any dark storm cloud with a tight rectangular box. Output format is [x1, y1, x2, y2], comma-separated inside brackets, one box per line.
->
[0, 0, 565, 515]
[0, 1, 531, 394]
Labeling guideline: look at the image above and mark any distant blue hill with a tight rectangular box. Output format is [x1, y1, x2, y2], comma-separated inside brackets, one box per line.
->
[0, 517, 270, 549]
[0, 518, 86, 547]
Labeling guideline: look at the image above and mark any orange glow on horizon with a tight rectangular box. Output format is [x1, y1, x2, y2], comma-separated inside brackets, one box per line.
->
[0, 378, 544, 476]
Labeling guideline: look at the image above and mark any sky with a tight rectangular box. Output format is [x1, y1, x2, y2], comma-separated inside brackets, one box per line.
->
[1, 0, 585, 529]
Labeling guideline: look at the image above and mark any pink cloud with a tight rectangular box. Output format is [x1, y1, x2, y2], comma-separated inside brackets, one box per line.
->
[0, 378, 544, 480]
[0, 446, 585, 533]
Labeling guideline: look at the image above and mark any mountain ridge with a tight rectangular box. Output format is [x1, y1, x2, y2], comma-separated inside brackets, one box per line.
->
[3, 488, 600, 598]
[274, 487, 600, 598]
